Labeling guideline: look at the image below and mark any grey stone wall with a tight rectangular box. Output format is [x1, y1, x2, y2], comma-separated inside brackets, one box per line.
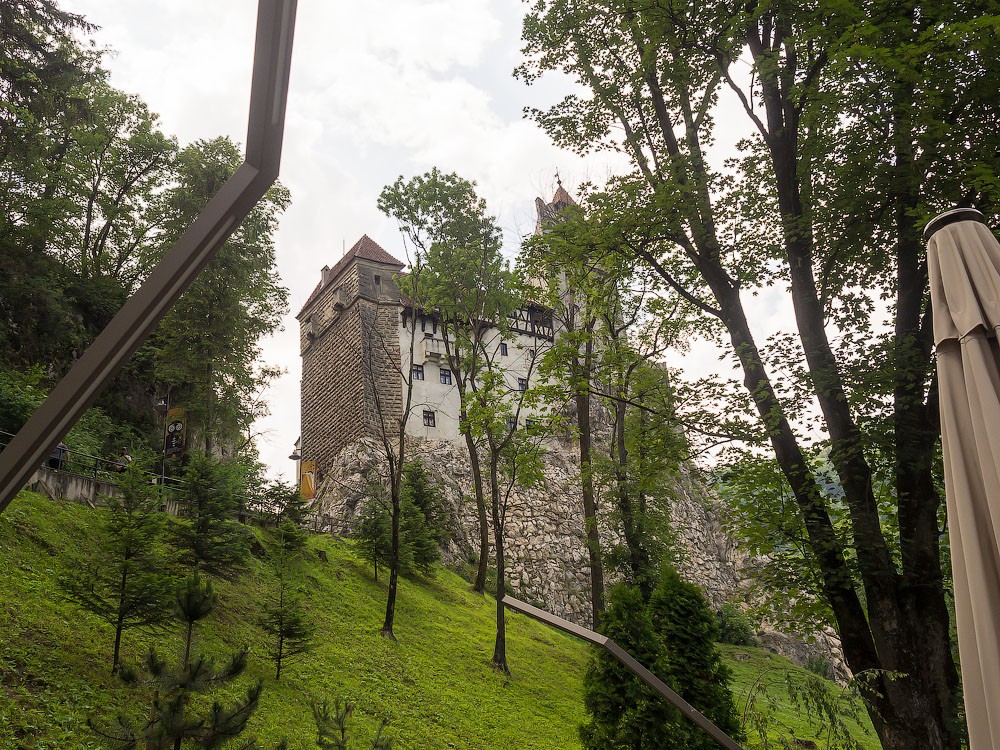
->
[307, 437, 745, 623]
[308, 436, 849, 680]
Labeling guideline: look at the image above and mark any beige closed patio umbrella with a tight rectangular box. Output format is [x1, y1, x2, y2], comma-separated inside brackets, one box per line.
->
[927, 207, 1000, 750]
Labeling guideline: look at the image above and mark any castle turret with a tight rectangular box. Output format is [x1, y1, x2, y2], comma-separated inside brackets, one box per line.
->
[297, 235, 404, 476]
[534, 178, 578, 234]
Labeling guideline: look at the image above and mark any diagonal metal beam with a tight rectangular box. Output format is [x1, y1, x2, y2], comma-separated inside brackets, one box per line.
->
[503, 595, 745, 750]
[0, 0, 298, 514]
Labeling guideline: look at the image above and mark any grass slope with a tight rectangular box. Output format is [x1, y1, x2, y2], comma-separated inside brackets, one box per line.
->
[0, 492, 588, 749]
[720, 645, 880, 749]
[0, 492, 879, 749]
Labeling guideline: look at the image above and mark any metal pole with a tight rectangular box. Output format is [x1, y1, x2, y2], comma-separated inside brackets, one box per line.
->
[0, 0, 297, 514]
[502, 596, 745, 750]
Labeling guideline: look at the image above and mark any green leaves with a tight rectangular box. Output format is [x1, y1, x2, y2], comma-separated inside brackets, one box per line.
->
[173, 454, 251, 580]
[581, 566, 742, 750]
[151, 137, 289, 454]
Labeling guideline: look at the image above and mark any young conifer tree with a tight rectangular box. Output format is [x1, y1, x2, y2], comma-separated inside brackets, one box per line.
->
[260, 489, 315, 681]
[260, 571, 315, 681]
[399, 461, 447, 575]
[173, 453, 249, 579]
[313, 698, 393, 750]
[354, 481, 394, 582]
[580, 565, 742, 750]
[89, 572, 263, 749]
[61, 463, 176, 674]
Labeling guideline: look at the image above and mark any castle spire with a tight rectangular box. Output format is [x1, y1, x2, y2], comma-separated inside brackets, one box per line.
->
[534, 176, 578, 234]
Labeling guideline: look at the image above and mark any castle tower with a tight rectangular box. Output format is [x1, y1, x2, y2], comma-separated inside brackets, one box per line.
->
[534, 177, 578, 234]
[296, 235, 404, 475]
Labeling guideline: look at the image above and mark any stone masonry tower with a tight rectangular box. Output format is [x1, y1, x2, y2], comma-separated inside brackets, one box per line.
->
[296, 235, 405, 476]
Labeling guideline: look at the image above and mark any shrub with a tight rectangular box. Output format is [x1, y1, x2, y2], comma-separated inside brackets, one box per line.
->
[580, 564, 743, 750]
[715, 603, 758, 647]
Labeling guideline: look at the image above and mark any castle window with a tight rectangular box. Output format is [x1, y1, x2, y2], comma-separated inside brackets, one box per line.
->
[440, 368, 452, 385]
[500, 342, 508, 356]
[412, 364, 424, 380]
[506, 416, 517, 431]
[526, 347, 535, 359]
[374, 274, 381, 286]
[525, 418, 536, 430]
[423, 410, 436, 427]
[517, 377, 528, 392]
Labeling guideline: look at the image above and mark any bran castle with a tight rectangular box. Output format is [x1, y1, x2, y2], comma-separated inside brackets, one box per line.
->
[292, 182, 746, 623]
[295, 185, 577, 479]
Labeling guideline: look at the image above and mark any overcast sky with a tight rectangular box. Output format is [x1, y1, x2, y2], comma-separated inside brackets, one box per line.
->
[62, 0, 786, 478]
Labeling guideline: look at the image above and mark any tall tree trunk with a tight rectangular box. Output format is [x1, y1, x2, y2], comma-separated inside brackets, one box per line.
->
[749, 31, 961, 744]
[610, 386, 650, 594]
[489, 461, 508, 674]
[380, 482, 400, 642]
[575, 334, 604, 626]
[112, 563, 128, 674]
[27, 131, 72, 254]
[462, 419, 490, 594]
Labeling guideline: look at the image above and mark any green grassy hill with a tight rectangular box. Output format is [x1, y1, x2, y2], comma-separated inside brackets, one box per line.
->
[0, 492, 879, 749]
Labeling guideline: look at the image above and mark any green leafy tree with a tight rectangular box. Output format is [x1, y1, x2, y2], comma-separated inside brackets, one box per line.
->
[525, 205, 689, 604]
[152, 136, 289, 456]
[0, 6, 176, 375]
[466, 363, 549, 674]
[61, 463, 176, 673]
[378, 169, 515, 596]
[380, 168, 546, 672]
[173, 453, 249, 579]
[581, 567, 741, 750]
[60, 80, 177, 286]
[521, 196, 608, 624]
[0, 1, 96, 260]
[519, 1, 1000, 744]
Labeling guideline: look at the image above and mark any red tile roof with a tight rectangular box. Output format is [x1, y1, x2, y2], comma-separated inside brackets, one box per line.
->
[551, 184, 577, 207]
[296, 235, 404, 319]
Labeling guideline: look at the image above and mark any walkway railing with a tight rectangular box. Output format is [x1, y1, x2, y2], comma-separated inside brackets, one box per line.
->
[0, 430, 187, 493]
[1, 429, 278, 525]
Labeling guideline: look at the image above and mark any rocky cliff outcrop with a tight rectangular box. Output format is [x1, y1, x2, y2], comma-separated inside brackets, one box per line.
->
[307, 437, 847, 680]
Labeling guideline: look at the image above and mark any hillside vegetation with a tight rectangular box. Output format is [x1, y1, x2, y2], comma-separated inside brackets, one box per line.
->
[0, 491, 878, 749]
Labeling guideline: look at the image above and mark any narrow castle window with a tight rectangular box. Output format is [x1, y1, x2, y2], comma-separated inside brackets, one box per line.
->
[412, 364, 424, 380]
[423, 410, 436, 427]
[517, 377, 528, 392]
[506, 416, 517, 431]
[500, 342, 508, 356]
[440, 368, 452, 385]
[374, 274, 381, 286]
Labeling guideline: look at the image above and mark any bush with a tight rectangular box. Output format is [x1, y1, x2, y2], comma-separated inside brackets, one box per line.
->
[0, 367, 45, 436]
[805, 654, 834, 680]
[580, 564, 743, 750]
[715, 603, 758, 647]
[0, 366, 120, 459]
